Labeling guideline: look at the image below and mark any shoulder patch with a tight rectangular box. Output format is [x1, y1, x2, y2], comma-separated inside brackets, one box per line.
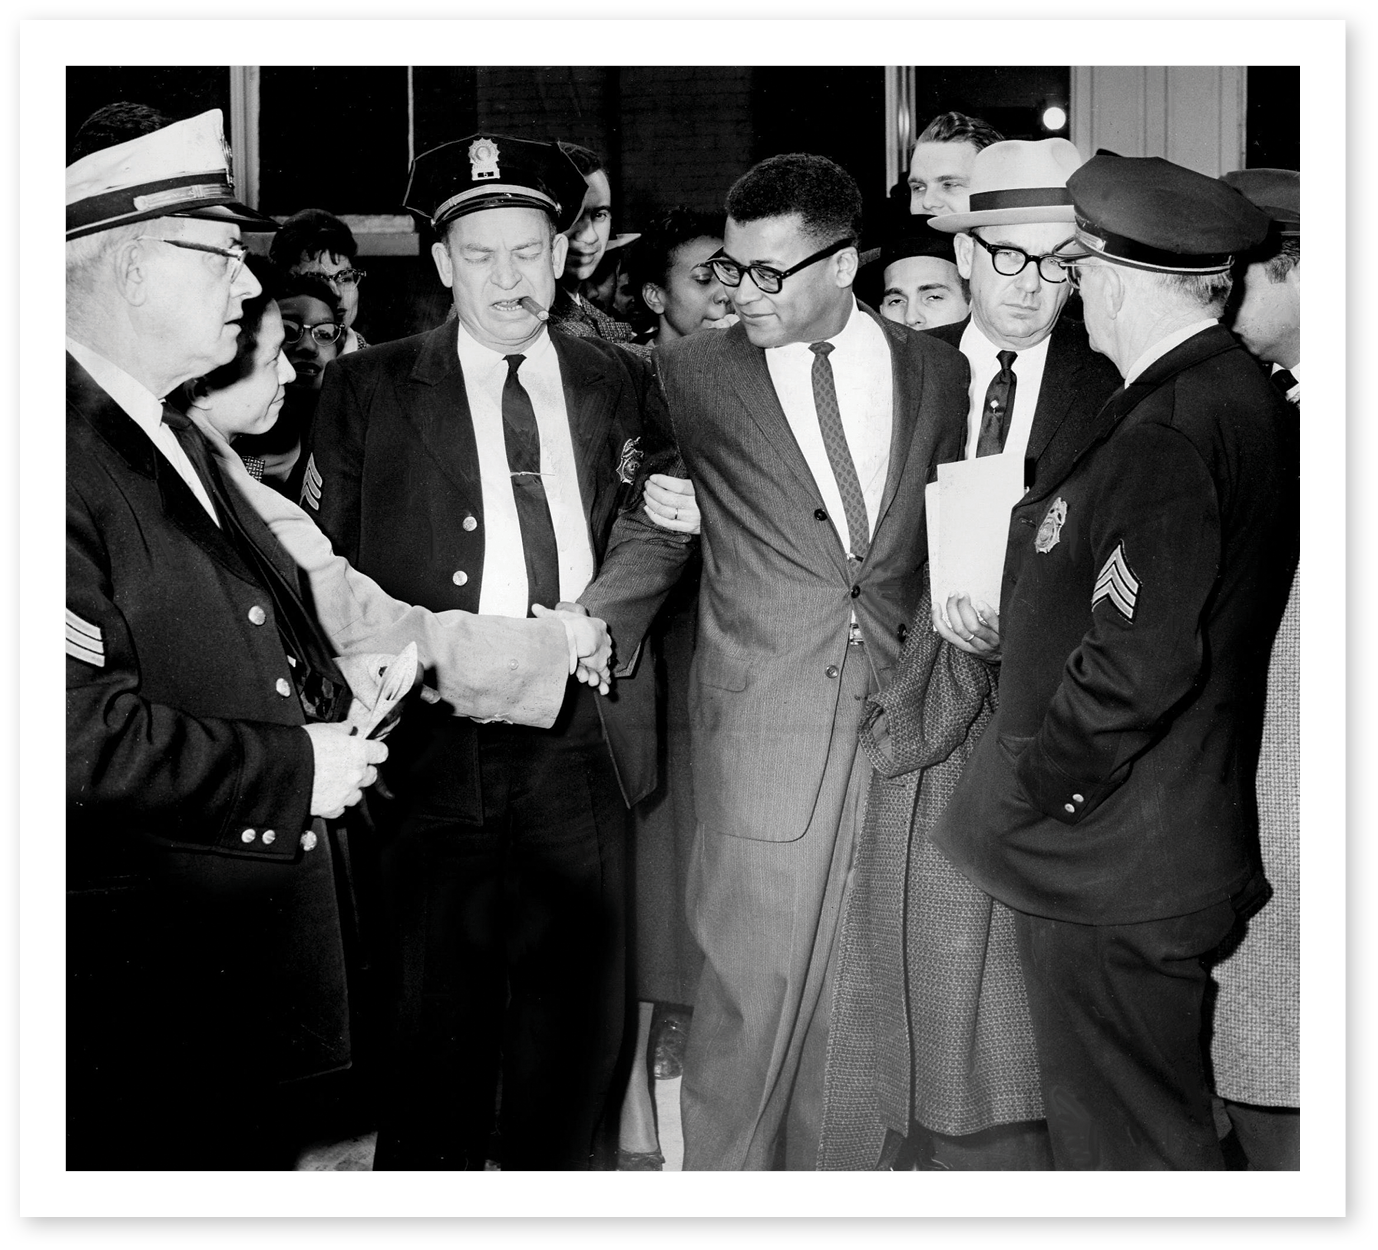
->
[66, 608, 105, 667]
[301, 453, 322, 511]
[1092, 542, 1140, 621]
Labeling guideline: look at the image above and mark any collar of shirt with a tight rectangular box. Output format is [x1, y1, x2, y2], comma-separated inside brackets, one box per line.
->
[454, 318, 555, 378]
[958, 317, 1054, 461]
[1273, 359, 1301, 402]
[66, 335, 220, 524]
[1123, 318, 1218, 386]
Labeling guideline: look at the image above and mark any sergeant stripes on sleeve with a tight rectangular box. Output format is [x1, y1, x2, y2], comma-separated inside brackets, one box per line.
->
[66, 607, 106, 667]
[302, 453, 322, 511]
[1092, 542, 1140, 622]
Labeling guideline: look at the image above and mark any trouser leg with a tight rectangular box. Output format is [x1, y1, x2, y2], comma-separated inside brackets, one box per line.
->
[1013, 902, 1237, 1170]
[681, 647, 874, 1170]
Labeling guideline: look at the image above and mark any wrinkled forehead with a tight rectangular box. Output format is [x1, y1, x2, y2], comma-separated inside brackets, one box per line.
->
[158, 214, 241, 246]
[446, 204, 554, 248]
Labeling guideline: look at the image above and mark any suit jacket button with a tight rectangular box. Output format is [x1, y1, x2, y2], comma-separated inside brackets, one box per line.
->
[462, 515, 478, 532]
[825, 665, 839, 679]
[241, 828, 256, 843]
[1064, 803, 1076, 814]
[301, 830, 318, 852]
[452, 570, 469, 586]
[814, 508, 828, 522]
[248, 605, 266, 626]
[508, 658, 519, 670]
[261, 829, 276, 845]
[275, 677, 292, 697]
[850, 585, 861, 599]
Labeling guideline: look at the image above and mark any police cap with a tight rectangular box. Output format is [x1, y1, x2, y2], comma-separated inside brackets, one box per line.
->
[1219, 168, 1300, 238]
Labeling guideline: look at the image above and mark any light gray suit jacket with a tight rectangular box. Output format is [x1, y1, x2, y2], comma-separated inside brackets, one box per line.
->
[581, 308, 969, 841]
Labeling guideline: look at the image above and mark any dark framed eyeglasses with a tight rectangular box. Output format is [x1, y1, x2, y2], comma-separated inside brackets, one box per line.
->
[136, 235, 249, 283]
[969, 231, 1073, 284]
[707, 237, 855, 295]
[281, 319, 345, 346]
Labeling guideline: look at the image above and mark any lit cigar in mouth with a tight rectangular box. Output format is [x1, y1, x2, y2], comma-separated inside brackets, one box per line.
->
[519, 296, 549, 322]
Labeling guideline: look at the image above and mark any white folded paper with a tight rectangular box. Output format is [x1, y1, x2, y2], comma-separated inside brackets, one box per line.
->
[926, 453, 1026, 619]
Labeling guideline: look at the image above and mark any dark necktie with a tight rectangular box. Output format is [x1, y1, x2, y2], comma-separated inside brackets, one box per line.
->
[502, 354, 562, 615]
[160, 404, 346, 723]
[809, 341, 870, 562]
[1271, 367, 1298, 398]
[975, 349, 1019, 457]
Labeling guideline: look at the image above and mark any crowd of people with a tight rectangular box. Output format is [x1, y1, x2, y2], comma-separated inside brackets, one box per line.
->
[65, 96, 1301, 1173]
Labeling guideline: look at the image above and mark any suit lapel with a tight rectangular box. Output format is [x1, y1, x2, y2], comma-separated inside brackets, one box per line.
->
[403, 323, 482, 496]
[1024, 319, 1079, 467]
[551, 334, 617, 535]
[871, 310, 923, 536]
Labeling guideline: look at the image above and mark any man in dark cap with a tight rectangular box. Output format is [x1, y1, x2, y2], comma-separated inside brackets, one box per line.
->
[932, 155, 1298, 1169]
[66, 109, 388, 1167]
[305, 134, 660, 1170]
[1210, 167, 1302, 1170]
[860, 222, 970, 331]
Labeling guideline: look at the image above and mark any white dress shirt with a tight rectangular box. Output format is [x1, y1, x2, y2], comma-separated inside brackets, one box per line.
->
[958, 318, 1053, 461]
[454, 323, 594, 618]
[66, 336, 219, 525]
[1123, 318, 1218, 385]
[765, 299, 893, 554]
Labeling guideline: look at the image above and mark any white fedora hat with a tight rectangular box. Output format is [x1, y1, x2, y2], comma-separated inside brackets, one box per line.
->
[930, 138, 1085, 234]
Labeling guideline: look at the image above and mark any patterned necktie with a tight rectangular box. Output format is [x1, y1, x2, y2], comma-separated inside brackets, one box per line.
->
[160, 404, 346, 722]
[502, 354, 562, 615]
[975, 349, 1019, 457]
[809, 341, 870, 562]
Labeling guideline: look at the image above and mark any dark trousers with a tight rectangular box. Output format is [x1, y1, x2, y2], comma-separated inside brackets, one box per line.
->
[371, 682, 627, 1171]
[1013, 900, 1238, 1170]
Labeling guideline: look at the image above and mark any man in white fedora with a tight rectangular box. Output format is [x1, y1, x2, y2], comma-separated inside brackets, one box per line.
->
[66, 109, 388, 1167]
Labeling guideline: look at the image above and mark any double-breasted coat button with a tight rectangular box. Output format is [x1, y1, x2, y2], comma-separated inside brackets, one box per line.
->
[814, 508, 828, 522]
[300, 830, 318, 852]
[1064, 803, 1076, 814]
[248, 605, 267, 626]
[275, 677, 292, 697]
[508, 658, 519, 670]
[261, 830, 276, 845]
[825, 665, 839, 679]
[452, 570, 469, 586]
[1072, 793, 1085, 803]
[241, 828, 256, 843]
[462, 515, 478, 532]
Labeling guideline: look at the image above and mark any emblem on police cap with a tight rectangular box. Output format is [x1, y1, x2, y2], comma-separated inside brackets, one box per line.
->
[1035, 497, 1067, 553]
[617, 437, 643, 485]
[469, 137, 501, 181]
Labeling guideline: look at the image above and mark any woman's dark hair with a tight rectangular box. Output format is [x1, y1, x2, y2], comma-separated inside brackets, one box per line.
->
[191, 254, 281, 399]
[268, 207, 358, 269]
[557, 141, 605, 178]
[628, 206, 726, 297]
[278, 270, 342, 322]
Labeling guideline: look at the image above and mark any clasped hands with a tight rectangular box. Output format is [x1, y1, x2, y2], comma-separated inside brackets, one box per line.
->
[534, 603, 613, 695]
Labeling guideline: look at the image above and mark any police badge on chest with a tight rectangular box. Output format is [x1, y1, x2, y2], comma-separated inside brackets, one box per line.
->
[1035, 497, 1067, 553]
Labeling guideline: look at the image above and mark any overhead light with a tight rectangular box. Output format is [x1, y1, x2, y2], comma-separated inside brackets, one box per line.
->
[1041, 104, 1068, 132]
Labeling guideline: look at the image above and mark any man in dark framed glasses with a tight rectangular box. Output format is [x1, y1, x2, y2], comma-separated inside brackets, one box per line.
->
[581, 151, 970, 1170]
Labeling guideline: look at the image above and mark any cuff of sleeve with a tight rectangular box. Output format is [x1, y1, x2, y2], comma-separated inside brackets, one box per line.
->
[1014, 733, 1120, 826]
[216, 722, 316, 859]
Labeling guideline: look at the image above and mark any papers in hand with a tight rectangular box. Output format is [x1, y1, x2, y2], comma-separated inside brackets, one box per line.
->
[926, 454, 1026, 618]
[345, 641, 418, 739]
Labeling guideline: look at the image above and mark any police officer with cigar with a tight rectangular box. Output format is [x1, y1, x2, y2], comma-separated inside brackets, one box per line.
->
[933, 155, 1297, 1169]
[306, 135, 661, 1170]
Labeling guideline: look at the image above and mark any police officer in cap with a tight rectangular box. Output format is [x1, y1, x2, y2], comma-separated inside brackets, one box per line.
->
[932, 155, 1298, 1169]
[306, 135, 662, 1170]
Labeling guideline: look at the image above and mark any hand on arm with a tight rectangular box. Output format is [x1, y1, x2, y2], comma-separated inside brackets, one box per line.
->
[643, 473, 701, 535]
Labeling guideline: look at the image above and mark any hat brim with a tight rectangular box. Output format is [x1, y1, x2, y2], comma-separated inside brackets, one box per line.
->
[930, 204, 1078, 233]
[67, 195, 279, 241]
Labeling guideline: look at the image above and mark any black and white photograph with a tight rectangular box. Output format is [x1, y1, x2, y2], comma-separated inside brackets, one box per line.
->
[10, 8, 1356, 1237]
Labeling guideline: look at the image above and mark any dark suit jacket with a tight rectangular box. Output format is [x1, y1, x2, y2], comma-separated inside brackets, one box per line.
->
[932, 326, 1299, 924]
[66, 355, 352, 1160]
[581, 308, 969, 842]
[306, 323, 661, 814]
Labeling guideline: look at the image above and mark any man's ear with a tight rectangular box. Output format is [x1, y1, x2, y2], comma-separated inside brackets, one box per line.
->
[642, 282, 667, 316]
[954, 232, 974, 281]
[430, 239, 454, 289]
[1101, 265, 1127, 321]
[834, 246, 859, 290]
[114, 236, 151, 307]
[551, 231, 569, 280]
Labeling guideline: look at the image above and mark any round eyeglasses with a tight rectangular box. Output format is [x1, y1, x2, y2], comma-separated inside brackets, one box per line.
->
[281, 319, 345, 347]
[300, 266, 367, 289]
[970, 232, 1073, 284]
[707, 237, 855, 295]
